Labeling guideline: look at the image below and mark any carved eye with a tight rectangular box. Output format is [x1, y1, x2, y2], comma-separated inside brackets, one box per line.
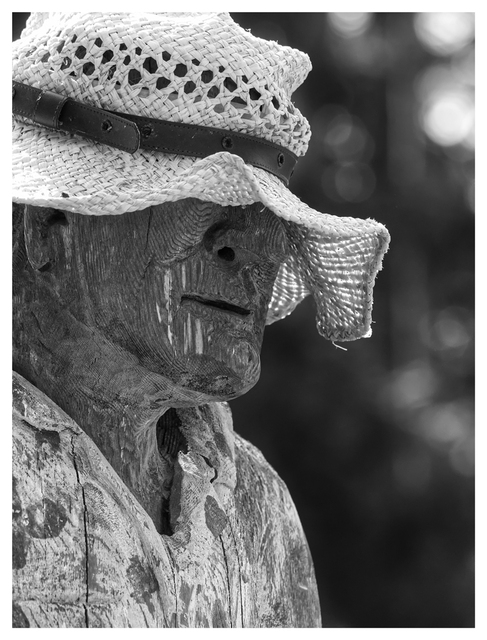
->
[217, 247, 235, 262]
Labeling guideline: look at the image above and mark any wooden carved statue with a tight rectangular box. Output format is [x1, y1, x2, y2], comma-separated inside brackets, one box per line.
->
[12, 12, 390, 628]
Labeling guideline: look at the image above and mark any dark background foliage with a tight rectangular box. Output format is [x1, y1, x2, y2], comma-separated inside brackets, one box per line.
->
[13, 12, 475, 628]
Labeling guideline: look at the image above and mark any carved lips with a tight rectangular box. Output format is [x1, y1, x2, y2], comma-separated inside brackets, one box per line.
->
[180, 294, 252, 318]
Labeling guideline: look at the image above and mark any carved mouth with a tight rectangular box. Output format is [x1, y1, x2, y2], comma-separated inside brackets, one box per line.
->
[181, 294, 252, 317]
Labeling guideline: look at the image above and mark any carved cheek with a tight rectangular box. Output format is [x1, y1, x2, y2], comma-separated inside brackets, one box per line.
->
[149, 256, 263, 383]
[150, 265, 207, 356]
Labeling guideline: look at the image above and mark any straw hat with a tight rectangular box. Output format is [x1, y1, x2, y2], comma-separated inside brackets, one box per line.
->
[12, 12, 390, 341]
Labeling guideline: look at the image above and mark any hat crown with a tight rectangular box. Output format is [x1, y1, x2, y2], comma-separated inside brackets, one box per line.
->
[13, 12, 312, 157]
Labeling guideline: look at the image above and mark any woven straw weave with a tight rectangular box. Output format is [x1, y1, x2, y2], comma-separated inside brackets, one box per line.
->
[12, 12, 390, 341]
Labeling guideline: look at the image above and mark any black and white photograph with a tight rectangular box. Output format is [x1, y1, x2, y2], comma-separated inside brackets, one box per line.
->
[12, 10, 475, 629]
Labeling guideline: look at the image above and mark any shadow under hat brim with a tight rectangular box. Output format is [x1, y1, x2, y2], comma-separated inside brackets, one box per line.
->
[12, 119, 390, 340]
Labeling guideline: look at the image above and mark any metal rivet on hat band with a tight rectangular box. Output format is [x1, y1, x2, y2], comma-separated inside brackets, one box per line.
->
[12, 81, 140, 153]
[12, 80, 299, 185]
[141, 124, 153, 138]
[120, 111, 299, 184]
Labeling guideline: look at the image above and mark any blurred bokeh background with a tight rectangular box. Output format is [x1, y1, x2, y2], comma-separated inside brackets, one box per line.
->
[13, 12, 475, 628]
[229, 12, 475, 628]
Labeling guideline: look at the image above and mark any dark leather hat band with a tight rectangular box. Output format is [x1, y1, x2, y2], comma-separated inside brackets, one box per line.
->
[12, 80, 298, 184]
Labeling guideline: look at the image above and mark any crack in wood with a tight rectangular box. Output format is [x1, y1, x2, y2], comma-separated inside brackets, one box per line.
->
[141, 255, 154, 281]
[70, 434, 90, 628]
[30, 311, 44, 336]
[162, 541, 179, 627]
[145, 207, 154, 252]
[219, 535, 233, 627]
[226, 517, 245, 626]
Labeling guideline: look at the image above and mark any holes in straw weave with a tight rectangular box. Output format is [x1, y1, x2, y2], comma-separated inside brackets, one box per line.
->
[102, 50, 114, 64]
[71, 35, 77, 43]
[83, 62, 95, 76]
[231, 97, 246, 109]
[135, 47, 142, 55]
[174, 63, 187, 77]
[128, 69, 141, 85]
[207, 86, 219, 99]
[224, 78, 237, 92]
[143, 57, 158, 73]
[32, 38, 302, 147]
[156, 77, 170, 90]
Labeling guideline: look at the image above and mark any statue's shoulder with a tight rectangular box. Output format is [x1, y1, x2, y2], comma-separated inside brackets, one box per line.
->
[232, 426, 303, 533]
[12, 381, 321, 628]
[12, 372, 174, 628]
[225, 414, 322, 627]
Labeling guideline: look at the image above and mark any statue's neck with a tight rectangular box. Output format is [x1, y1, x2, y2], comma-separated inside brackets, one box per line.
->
[13, 300, 199, 533]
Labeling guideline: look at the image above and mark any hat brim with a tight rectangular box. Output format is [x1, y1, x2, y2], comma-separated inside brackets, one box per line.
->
[12, 119, 390, 341]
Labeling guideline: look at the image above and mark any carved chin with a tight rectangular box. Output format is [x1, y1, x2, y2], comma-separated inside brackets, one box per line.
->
[159, 300, 265, 399]
[177, 345, 262, 400]
[168, 341, 260, 400]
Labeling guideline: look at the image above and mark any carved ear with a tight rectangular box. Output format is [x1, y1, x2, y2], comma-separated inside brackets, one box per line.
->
[23, 205, 68, 271]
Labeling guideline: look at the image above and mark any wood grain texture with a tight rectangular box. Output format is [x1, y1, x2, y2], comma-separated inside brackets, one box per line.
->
[13, 200, 321, 627]
[13, 372, 321, 628]
[13, 200, 289, 530]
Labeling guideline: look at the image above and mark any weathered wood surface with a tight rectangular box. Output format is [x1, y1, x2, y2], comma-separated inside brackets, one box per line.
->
[13, 199, 322, 627]
[13, 372, 321, 628]
[13, 200, 289, 532]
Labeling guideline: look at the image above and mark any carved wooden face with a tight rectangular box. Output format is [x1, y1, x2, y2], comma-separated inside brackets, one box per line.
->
[50, 198, 288, 400]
